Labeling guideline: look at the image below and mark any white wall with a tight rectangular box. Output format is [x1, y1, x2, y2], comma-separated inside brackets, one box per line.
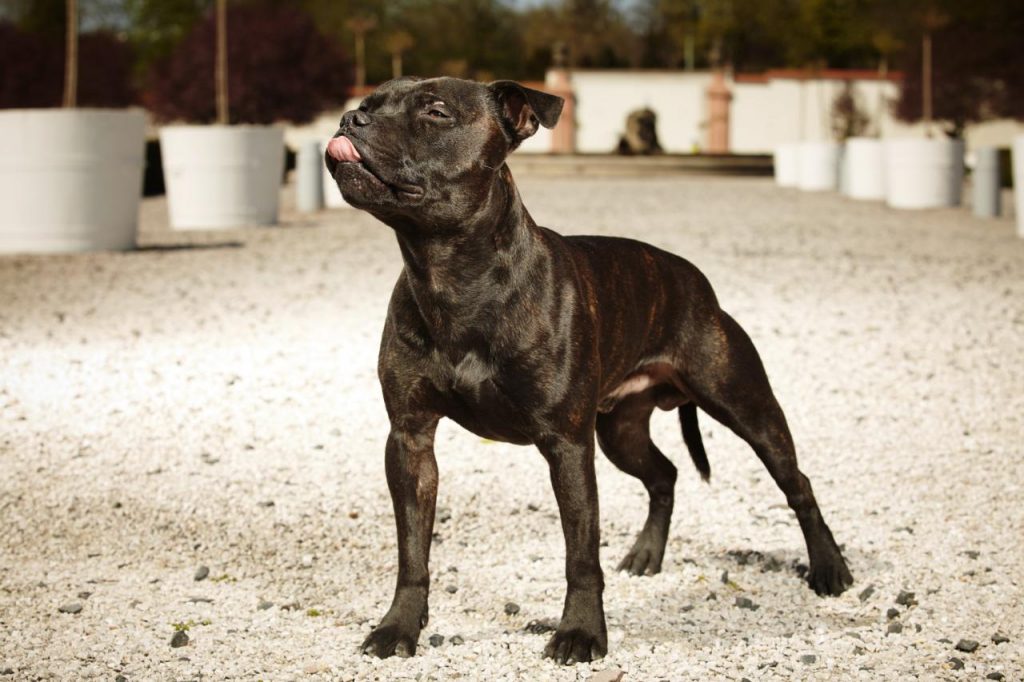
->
[570, 71, 713, 154]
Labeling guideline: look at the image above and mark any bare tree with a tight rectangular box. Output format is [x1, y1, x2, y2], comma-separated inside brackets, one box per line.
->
[386, 30, 414, 79]
[346, 16, 377, 91]
[215, 0, 228, 124]
[62, 0, 77, 107]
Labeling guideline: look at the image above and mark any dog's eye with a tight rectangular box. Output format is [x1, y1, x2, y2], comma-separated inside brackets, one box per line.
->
[425, 103, 450, 119]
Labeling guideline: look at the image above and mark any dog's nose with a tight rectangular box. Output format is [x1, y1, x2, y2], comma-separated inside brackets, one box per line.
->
[341, 109, 371, 128]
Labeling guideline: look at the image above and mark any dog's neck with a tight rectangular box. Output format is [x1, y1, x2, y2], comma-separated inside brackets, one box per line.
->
[386, 165, 549, 340]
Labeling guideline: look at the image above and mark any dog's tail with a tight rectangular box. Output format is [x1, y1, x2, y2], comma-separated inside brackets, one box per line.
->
[679, 403, 710, 482]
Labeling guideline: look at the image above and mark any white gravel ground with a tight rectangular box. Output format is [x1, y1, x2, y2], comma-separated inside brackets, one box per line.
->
[1, 174, 1022, 681]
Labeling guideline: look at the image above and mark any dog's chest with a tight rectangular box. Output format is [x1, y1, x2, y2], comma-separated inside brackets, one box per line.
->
[432, 348, 536, 444]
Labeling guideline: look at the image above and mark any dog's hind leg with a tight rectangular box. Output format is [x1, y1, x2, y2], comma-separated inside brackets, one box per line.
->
[597, 393, 678, 576]
[682, 310, 853, 596]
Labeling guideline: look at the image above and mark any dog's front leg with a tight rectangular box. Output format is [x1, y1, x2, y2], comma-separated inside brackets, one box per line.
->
[538, 432, 608, 664]
[361, 418, 439, 658]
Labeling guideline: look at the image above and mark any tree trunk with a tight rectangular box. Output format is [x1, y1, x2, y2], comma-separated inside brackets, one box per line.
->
[62, 0, 78, 108]
[922, 32, 932, 137]
[216, 0, 229, 124]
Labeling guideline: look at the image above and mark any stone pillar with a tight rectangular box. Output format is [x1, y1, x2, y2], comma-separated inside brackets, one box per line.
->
[706, 69, 732, 154]
[545, 67, 576, 155]
[972, 147, 1001, 218]
[296, 140, 324, 213]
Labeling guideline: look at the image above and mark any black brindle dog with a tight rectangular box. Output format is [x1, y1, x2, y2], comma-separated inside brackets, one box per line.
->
[325, 77, 853, 665]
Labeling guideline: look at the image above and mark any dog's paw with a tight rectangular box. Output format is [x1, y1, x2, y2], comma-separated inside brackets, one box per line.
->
[616, 547, 663, 576]
[360, 623, 419, 659]
[807, 558, 853, 597]
[543, 628, 607, 665]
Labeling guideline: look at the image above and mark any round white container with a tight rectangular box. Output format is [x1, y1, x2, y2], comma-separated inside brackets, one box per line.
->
[160, 125, 284, 229]
[322, 157, 351, 209]
[797, 141, 840, 192]
[843, 137, 886, 201]
[773, 143, 800, 187]
[884, 137, 964, 210]
[0, 108, 145, 253]
[1014, 135, 1024, 237]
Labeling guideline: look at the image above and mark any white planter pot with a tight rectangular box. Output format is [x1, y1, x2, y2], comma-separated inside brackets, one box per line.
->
[1014, 135, 1024, 237]
[322, 157, 351, 209]
[884, 138, 964, 210]
[773, 143, 800, 187]
[160, 125, 284, 229]
[797, 141, 840, 192]
[843, 137, 886, 201]
[0, 108, 145, 253]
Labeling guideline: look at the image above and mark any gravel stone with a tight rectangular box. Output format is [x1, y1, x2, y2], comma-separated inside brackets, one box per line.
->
[735, 597, 759, 611]
[800, 654, 817, 664]
[947, 657, 964, 670]
[857, 584, 875, 602]
[449, 635, 465, 646]
[895, 591, 916, 607]
[57, 603, 82, 614]
[2, 177, 1024, 679]
[887, 623, 903, 634]
[170, 631, 189, 648]
[954, 639, 979, 653]
[257, 600, 274, 611]
[524, 618, 558, 635]
[991, 633, 1009, 644]
[504, 601, 520, 615]
[193, 566, 209, 581]
[986, 673, 1004, 681]
[428, 634, 444, 647]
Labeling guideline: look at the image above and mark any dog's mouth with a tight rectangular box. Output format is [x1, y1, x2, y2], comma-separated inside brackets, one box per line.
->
[326, 135, 424, 201]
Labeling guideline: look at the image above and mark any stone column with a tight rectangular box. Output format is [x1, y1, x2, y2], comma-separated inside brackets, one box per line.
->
[706, 69, 732, 154]
[545, 67, 576, 155]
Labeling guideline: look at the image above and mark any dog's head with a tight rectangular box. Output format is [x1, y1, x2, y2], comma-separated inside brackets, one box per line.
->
[324, 77, 562, 225]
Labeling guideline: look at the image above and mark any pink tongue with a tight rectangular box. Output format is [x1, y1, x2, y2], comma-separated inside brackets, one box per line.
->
[327, 136, 361, 163]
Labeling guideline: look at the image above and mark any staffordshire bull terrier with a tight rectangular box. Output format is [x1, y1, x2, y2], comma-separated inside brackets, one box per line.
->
[325, 77, 853, 665]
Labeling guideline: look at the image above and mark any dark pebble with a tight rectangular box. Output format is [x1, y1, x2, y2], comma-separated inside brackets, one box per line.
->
[450, 635, 465, 645]
[857, 584, 875, 602]
[504, 602, 520, 616]
[991, 633, 1009, 644]
[437, 508, 452, 523]
[986, 673, 1004, 681]
[720, 570, 729, 584]
[194, 566, 209, 582]
[0, 669, 13, 676]
[257, 500, 275, 508]
[852, 646, 866, 655]
[77, 591, 92, 600]
[800, 654, 816, 664]
[886, 608, 900, 620]
[170, 630, 189, 648]
[955, 639, 979, 653]
[962, 550, 980, 559]
[445, 585, 457, 594]
[58, 603, 82, 614]
[947, 657, 964, 670]
[115, 676, 127, 682]
[734, 597, 759, 611]
[895, 590, 916, 607]
[428, 634, 444, 647]
[887, 622, 903, 634]
[527, 503, 540, 512]
[524, 618, 558, 635]
[257, 600, 274, 611]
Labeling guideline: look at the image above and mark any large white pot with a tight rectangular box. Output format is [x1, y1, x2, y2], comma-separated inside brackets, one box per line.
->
[797, 141, 840, 191]
[884, 138, 964, 210]
[773, 143, 800, 187]
[0, 108, 145, 253]
[322, 158, 351, 209]
[160, 125, 284, 229]
[843, 137, 886, 201]
[1014, 135, 1024, 237]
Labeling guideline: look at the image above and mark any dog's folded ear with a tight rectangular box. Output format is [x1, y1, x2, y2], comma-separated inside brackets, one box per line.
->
[489, 81, 564, 148]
